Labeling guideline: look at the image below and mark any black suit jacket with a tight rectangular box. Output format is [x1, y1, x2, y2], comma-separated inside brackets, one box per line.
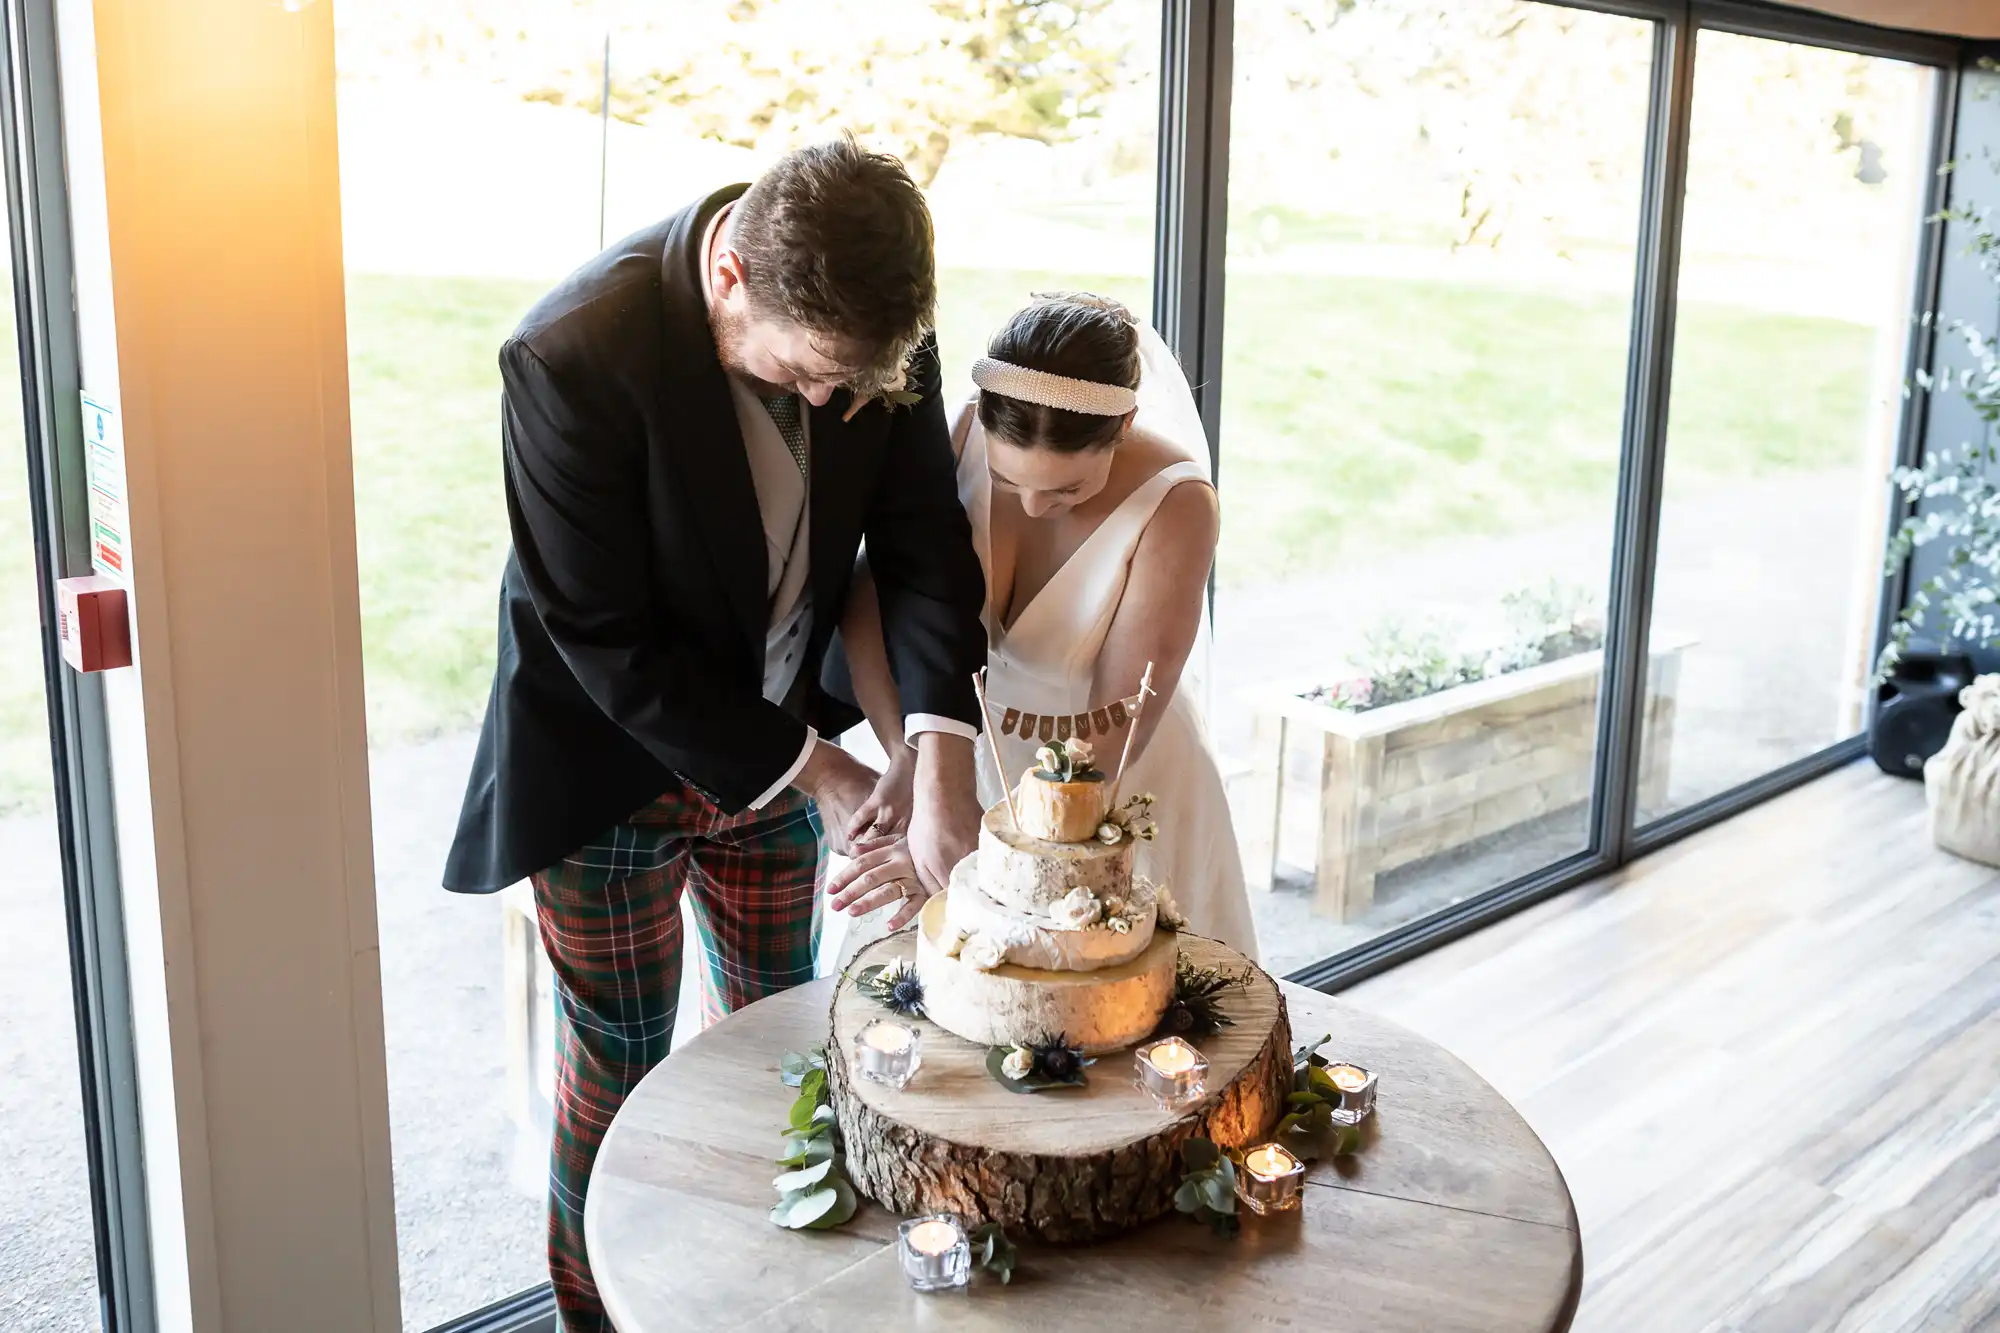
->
[443, 186, 987, 893]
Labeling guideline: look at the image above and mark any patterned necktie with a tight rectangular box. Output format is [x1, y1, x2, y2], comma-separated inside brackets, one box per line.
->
[760, 393, 809, 479]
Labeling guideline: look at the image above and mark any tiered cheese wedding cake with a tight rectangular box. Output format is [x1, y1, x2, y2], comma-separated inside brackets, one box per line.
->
[915, 741, 1179, 1055]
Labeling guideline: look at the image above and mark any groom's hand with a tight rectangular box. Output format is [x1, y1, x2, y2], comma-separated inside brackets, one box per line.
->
[907, 732, 980, 898]
[794, 739, 879, 856]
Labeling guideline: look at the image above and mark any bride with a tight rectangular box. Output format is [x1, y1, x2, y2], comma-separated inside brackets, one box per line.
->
[826, 293, 1259, 962]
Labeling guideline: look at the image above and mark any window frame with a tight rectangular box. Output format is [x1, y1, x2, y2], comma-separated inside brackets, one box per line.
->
[0, 0, 153, 1326]
[1156, 0, 1965, 992]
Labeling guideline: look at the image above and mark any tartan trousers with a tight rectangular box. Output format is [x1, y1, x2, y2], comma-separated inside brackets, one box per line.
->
[530, 782, 823, 1333]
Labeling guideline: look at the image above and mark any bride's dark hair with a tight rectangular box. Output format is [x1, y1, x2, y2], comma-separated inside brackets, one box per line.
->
[977, 292, 1141, 452]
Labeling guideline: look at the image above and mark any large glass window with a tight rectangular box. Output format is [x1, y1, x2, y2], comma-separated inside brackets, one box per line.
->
[1214, 0, 1655, 976]
[334, 1, 1158, 1322]
[1638, 30, 1935, 821]
[0, 227, 100, 1328]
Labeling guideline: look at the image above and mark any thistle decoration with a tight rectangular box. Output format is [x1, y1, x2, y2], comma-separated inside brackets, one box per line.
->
[987, 1032, 1095, 1093]
[1156, 957, 1249, 1038]
[1033, 737, 1104, 783]
[855, 958, 925, 1018]
[1173, 1137, 1240, 1239]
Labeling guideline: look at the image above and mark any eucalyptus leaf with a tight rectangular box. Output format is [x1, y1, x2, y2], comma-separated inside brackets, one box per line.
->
[778, 1131, 836, 1168]
[799, 1067, 828, 1101]
[772, 1157, 835, 1193]
[969, 1222, 1016, 1282]
[1285, 1090, 1327, 1108]
[1174, 1178, 1204, 1213]
[1180, 1137, 1221, 1173]
[810, 1102, 838, 1127]
[1308, 1066, 1344, 1100]
[1201, 1174, 1236, 1215]
[787, 1093, 819, 1132]
[770, 1184, 841, 1229]
[802, 1177, 858, 1230]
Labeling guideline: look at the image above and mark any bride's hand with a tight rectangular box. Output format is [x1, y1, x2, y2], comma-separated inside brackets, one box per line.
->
[826, 838, 930, 930]
[845, 745, 916, 855]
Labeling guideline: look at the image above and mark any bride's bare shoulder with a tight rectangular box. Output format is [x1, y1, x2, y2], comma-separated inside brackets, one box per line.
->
[1116, 426, 1207, 483]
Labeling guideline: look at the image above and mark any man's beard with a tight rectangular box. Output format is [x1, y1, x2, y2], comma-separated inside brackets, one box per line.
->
[710, 303, 794, 399]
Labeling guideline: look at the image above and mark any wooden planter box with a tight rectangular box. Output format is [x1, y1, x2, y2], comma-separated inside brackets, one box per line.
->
[1240, 641, 1691, 921]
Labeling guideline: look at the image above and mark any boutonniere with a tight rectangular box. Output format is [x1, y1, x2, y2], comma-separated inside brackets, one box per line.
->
[840, 364, 923, 422]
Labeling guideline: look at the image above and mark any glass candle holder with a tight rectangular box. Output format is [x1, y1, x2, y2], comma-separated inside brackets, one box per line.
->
[1133, 1037, 1208, 1111]
[1234, 1142, 1307, 1215]
[898, 1214, 971, 1292]
[1323, 1061, 1377, 1124]
[854, 1020, 921, 1090]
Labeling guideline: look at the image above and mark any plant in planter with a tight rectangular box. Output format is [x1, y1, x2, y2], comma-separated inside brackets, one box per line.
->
[1879, 220, 2000, 679]
[1303, 580, 1606, 714]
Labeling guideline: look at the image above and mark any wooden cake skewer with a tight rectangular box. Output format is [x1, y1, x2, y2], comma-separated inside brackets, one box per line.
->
[972, 668, 1021, 828]
[1106, 660, 1156, 807]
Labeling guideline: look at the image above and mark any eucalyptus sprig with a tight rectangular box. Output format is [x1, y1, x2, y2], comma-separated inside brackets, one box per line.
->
[968, 1221, 1018, 1284]
[1172, 1137, 1240, 1239]
[770, 1048, 859, 1230]
[1155, 957, 1250, 1039]
[1275, 1033, 1363, 1158]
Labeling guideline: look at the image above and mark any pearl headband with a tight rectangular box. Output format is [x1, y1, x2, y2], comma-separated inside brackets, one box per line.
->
[970, 357, 1138, 416]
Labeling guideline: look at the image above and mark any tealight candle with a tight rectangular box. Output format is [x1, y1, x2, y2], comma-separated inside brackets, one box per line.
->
[854, 1020, 922, 1090]
[1323, 1061, 1378, 1124]
[1235, 1142, 1306, 1215]
[1132, 1037, 1209, 1111]
[898, 1214, 971, 1292]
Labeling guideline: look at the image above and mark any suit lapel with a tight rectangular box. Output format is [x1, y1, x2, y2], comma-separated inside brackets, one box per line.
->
[656, 186, 768, 658]
[807, 397, 888, 661]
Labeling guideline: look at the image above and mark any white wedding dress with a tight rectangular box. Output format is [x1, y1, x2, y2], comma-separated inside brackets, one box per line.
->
[960, 327, 1259, 962]
[817, 327, 1260, 975]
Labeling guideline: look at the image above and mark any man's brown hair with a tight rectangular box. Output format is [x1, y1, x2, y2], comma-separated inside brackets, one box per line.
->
[729, 136, 936, 393]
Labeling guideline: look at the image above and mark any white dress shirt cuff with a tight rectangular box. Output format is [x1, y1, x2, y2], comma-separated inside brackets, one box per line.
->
[749, 727, 818, 811]
[904, 714, 979, 745]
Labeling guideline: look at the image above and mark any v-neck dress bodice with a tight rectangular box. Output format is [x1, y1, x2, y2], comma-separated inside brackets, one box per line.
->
[955, 412, 1259, 961]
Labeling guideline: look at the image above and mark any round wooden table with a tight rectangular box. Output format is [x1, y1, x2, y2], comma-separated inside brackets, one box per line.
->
[585, 975, 1582, 1333]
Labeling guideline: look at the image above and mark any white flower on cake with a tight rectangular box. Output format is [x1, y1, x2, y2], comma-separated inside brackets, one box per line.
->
[874, 957, 912, 985]
[1049, 886, 1103, 930]
[1034, 745, 1059, 772]
[1155, 885, 1188, 931]
[1000, 1046, 1035, 1082]
[941, 926, 967, 958]
[962, 934, 1006, 971]
[1064, 739, 1096, 768]
[1095, 821, 1123, 845]
[1101, 896, 1127, 918]
[1106, 915, 1132, 934]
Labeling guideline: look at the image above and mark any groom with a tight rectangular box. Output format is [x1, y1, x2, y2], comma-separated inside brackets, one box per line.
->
[443, 138, 987, 1329]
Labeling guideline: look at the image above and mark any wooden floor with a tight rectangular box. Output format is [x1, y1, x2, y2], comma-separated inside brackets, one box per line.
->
[1348, 762, 2000, 1333]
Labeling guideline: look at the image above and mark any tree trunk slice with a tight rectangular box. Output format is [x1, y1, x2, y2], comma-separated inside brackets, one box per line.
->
[828, 928, 1292, 1242]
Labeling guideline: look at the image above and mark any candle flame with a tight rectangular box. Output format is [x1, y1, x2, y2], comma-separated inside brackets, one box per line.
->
[1245, 1144, 1298, 1179]
[907, 1219, 960, 1255]
[1148, 1040, 1197, 1075]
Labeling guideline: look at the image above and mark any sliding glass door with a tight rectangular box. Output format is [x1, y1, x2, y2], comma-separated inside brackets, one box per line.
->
[1637, 29, 1937, 823]
[1211, 0, 1656, 975]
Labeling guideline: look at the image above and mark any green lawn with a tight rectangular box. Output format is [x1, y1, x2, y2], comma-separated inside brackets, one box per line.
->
[343, 266, 1878, 748]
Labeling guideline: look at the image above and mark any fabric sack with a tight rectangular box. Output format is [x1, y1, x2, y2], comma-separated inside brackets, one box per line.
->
[1925, 672, 2000, 868]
